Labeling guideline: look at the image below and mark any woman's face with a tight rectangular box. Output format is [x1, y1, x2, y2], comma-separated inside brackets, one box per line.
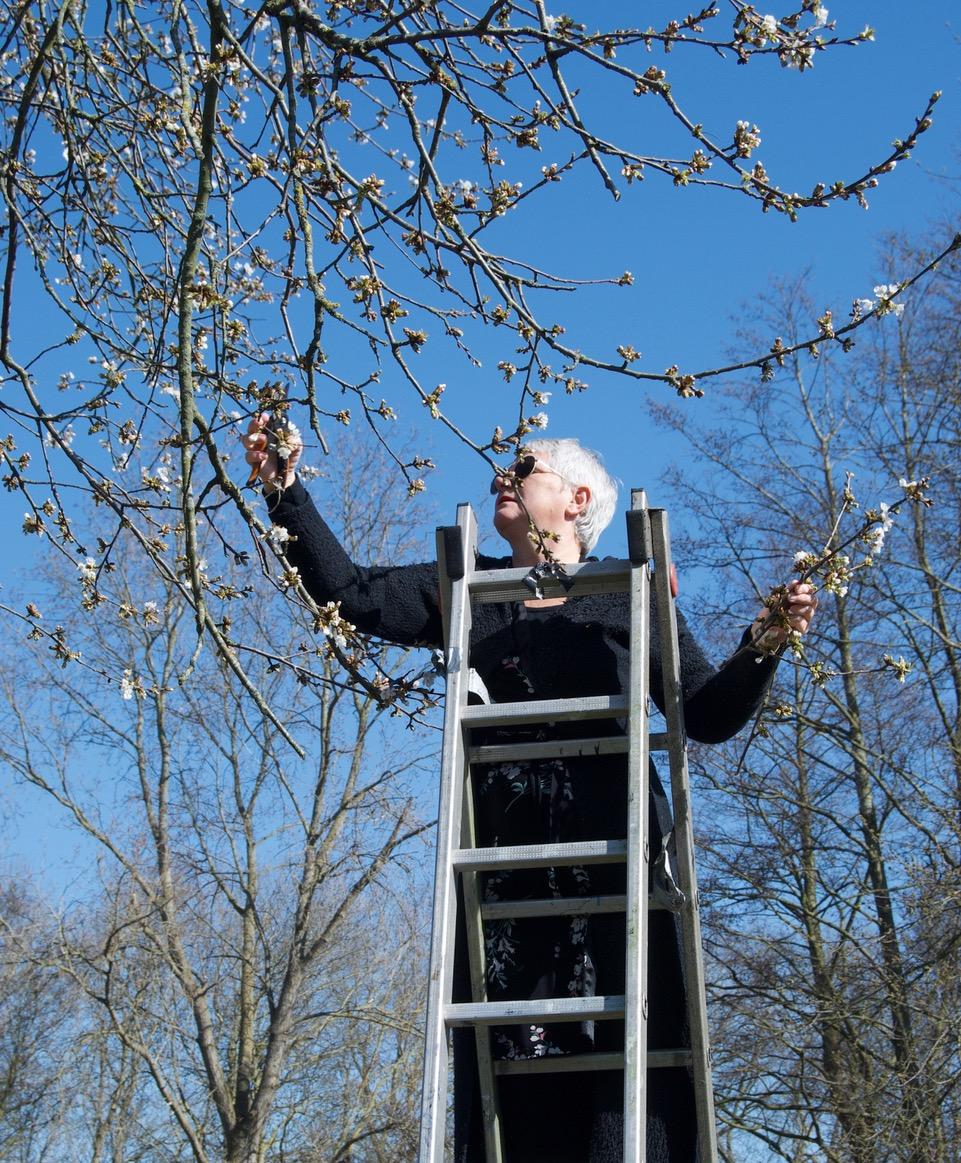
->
[491, 455, 576, 549]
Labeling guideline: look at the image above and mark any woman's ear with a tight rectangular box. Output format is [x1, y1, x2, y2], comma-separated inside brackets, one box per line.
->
[568, 484, 591, 517]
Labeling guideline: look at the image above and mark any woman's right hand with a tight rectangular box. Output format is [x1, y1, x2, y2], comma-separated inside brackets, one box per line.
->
[242, 412, 302, 491]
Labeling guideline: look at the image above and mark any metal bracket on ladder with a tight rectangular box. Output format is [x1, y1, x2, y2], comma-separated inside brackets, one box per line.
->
[419, 493, 718, 1162]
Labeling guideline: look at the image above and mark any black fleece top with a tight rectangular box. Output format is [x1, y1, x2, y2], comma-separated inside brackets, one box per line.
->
[267, 479, 779, 745]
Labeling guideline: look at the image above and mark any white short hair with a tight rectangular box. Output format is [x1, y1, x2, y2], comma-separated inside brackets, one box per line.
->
[524, 438, 619, 555]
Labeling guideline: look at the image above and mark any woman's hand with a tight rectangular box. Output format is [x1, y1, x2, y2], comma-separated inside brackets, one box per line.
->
[750, 579, 819, 652]
[242, 413, 302, 491]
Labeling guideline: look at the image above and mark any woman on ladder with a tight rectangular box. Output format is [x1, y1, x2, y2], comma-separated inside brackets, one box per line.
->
[243, 420, 817, 1163]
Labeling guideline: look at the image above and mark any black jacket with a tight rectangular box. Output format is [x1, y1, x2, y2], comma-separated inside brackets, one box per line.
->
[268, 479, 778, 745]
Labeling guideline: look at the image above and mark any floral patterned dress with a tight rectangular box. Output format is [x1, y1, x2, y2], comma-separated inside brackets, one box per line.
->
[477, 654, 601, 1063]
[456, 619, 675, 1163]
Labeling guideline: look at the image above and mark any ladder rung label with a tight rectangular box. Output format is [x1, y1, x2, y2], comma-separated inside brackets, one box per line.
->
[462, 695, 627, 729]
[493, 1048, 693, 1076]
[469, 560, 633, 603]
[453, 840, 627, 871]
[481, 894, 626, 920]
[445, 994, 625, 1026]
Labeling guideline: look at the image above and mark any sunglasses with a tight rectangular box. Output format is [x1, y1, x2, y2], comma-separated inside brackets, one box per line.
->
[490, 454, 565, 494]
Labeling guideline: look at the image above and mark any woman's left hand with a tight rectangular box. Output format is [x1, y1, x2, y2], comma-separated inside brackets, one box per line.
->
[751, 579, 819, 650]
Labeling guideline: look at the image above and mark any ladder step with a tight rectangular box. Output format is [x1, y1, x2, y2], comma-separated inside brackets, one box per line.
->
[497, 1051, 624, 1076]
[469, 731, 669, 764]
[481, 893, 668, 920]
[494, 1048, 693, 1076]
[453, 840, 627, 872]
[469, 559, 633, 603]
[481, 894, 627, 920]
[446, 994, 625, 1026]
[469, 736, 627, 763]
[462, 695, 627, 729]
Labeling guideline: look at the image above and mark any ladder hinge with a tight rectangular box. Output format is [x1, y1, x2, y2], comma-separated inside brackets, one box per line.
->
[439, 524, 465, 579]
[626, 509, 652, 564]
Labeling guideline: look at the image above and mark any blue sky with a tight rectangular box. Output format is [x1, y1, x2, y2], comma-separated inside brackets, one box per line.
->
[2, 2, 959, 585]
[425, 0, 961, 561]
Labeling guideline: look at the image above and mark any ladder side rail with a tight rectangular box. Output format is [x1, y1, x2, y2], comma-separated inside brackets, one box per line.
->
[648, 508, 718, 1163]
[623, 489, 653, 1163]
[460, 709, 505, 1163]
[419, 504, 479, 1163]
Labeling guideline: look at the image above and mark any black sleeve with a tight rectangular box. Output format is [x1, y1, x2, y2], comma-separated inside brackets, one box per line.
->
[667, 605, 779, 745]
[267, 479, 444, 648]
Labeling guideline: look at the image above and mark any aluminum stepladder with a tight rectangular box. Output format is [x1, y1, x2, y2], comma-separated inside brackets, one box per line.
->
[418, 490, 718, 1163]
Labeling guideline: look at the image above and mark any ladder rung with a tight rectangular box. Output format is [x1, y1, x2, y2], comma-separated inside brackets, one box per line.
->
[462, 695, 627, 729]
[445, 994, 625, 1026]
[481, 894, 626, 920]
[469, 731, 670, 764]
[469, 736, 627, 763]
[469, 559, 633, 603]
[496, 1051, 624, 1076]
[649, 1049, 694, 1069]
[481, 893, 668, 920]
[493, 1048, 693, 1076]
[453, 840, 627, 872]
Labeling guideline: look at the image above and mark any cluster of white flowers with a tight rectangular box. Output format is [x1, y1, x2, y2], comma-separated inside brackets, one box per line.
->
[273, 420, 301, 462]
[881, 653, 912, 683]
[316, 600, 353, 651]
[44, 424, 75, 449]
[118, 670, 147, 701]
[757, 5, 828, 65]
[863, 502, 894, 553]
[851, 286, 906, 321]
[77, 557, 97, 586]
[266, 524, 292, 546]
[780, 39, 815, 70]
[873, 284, 906, 317]
[898, 476, 932, 505]
[141, 464, 172, 493]
[821, 554, 852, 597]
[734, 120, 762, 158]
